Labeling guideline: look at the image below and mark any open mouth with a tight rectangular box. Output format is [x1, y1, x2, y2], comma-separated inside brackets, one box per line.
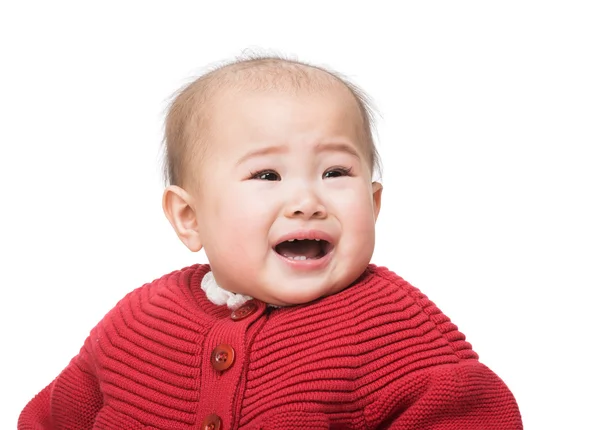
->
[274, 239, 333, 261]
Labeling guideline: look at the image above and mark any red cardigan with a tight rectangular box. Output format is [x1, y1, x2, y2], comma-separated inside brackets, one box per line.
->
[19, 264, 522, 429]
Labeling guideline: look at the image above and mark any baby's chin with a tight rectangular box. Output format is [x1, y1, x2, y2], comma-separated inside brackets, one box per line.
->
[248, 279, 349, 307]
[212, 260, 368, 306]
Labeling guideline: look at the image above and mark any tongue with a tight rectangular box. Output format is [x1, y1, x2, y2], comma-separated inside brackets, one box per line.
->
[276, 240, 322, 258]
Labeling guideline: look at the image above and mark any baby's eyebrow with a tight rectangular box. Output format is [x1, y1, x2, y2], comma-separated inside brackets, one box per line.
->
[236, 145, 288, 166]
[236, 141, 361, 166]
[314, 141, 361, 160]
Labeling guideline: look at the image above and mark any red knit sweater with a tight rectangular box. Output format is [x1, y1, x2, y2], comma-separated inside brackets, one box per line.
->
[19, 264, 522, 429]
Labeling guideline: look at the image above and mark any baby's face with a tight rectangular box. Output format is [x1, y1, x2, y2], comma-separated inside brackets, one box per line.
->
[186, 85, 381, 305]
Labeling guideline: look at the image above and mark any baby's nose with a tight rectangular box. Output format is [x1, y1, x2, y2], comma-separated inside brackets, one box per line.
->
[289, 207, 326, 219]
[284, 190, 327, 220]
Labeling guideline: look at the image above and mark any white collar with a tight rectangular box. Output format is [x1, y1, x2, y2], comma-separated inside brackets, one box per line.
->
[200, 271, 254, 310]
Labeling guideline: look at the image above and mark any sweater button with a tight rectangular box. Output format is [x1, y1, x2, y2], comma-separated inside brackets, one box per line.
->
[211, 344, 235, 371]
[201, 413, 222, 430]
[231, 300, 258, 320]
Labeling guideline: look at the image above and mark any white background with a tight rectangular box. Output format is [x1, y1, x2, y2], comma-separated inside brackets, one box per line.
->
[1, 1, 598, 428]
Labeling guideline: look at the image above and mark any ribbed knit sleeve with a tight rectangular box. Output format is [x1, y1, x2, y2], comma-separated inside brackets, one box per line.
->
[18, 342, 104, 429]
[372, 361, 521, 429]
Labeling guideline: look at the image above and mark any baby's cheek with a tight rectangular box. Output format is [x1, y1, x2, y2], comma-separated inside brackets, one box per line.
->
[226, 189, 267, 217]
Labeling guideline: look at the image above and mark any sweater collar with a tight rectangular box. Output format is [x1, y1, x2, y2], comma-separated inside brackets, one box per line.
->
[200, 271, 254, 310]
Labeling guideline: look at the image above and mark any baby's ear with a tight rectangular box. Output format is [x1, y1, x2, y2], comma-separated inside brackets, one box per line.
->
[372, 182, 383, 221]
[162, 186, 203, 252]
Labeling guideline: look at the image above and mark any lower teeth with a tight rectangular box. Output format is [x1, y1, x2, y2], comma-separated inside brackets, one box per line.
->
[285, 255, 316, 261]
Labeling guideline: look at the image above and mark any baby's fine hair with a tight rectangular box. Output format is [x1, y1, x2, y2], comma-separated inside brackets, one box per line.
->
[162, 52, 381, 187]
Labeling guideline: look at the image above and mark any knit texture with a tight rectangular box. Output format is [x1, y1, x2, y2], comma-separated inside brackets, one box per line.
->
[19, 264, 522, 429]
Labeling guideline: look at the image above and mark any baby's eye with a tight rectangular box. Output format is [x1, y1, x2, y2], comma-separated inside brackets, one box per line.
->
[250, 170, 281, 181]
[323, 167, 352, 179]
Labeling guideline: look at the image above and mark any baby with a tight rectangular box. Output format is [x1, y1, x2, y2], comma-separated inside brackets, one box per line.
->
[19, 56, 522, 429]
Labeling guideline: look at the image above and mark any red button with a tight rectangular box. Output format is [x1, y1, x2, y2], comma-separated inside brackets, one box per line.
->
[201, 413, 222, 430]
[211, 344, 235, 371]
[231, 300, 258, 321]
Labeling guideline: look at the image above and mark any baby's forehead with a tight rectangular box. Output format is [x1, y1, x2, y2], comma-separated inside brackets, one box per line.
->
[204, 82, 367, 150]
[164, 58, 377, 187]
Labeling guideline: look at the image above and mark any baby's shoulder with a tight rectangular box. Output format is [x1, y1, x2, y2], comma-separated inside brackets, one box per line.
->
[343, 264, 478, 360]
[109, 263, 210, 311]
[84, 264, 213, 351]
[352, 264, 435, 308]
